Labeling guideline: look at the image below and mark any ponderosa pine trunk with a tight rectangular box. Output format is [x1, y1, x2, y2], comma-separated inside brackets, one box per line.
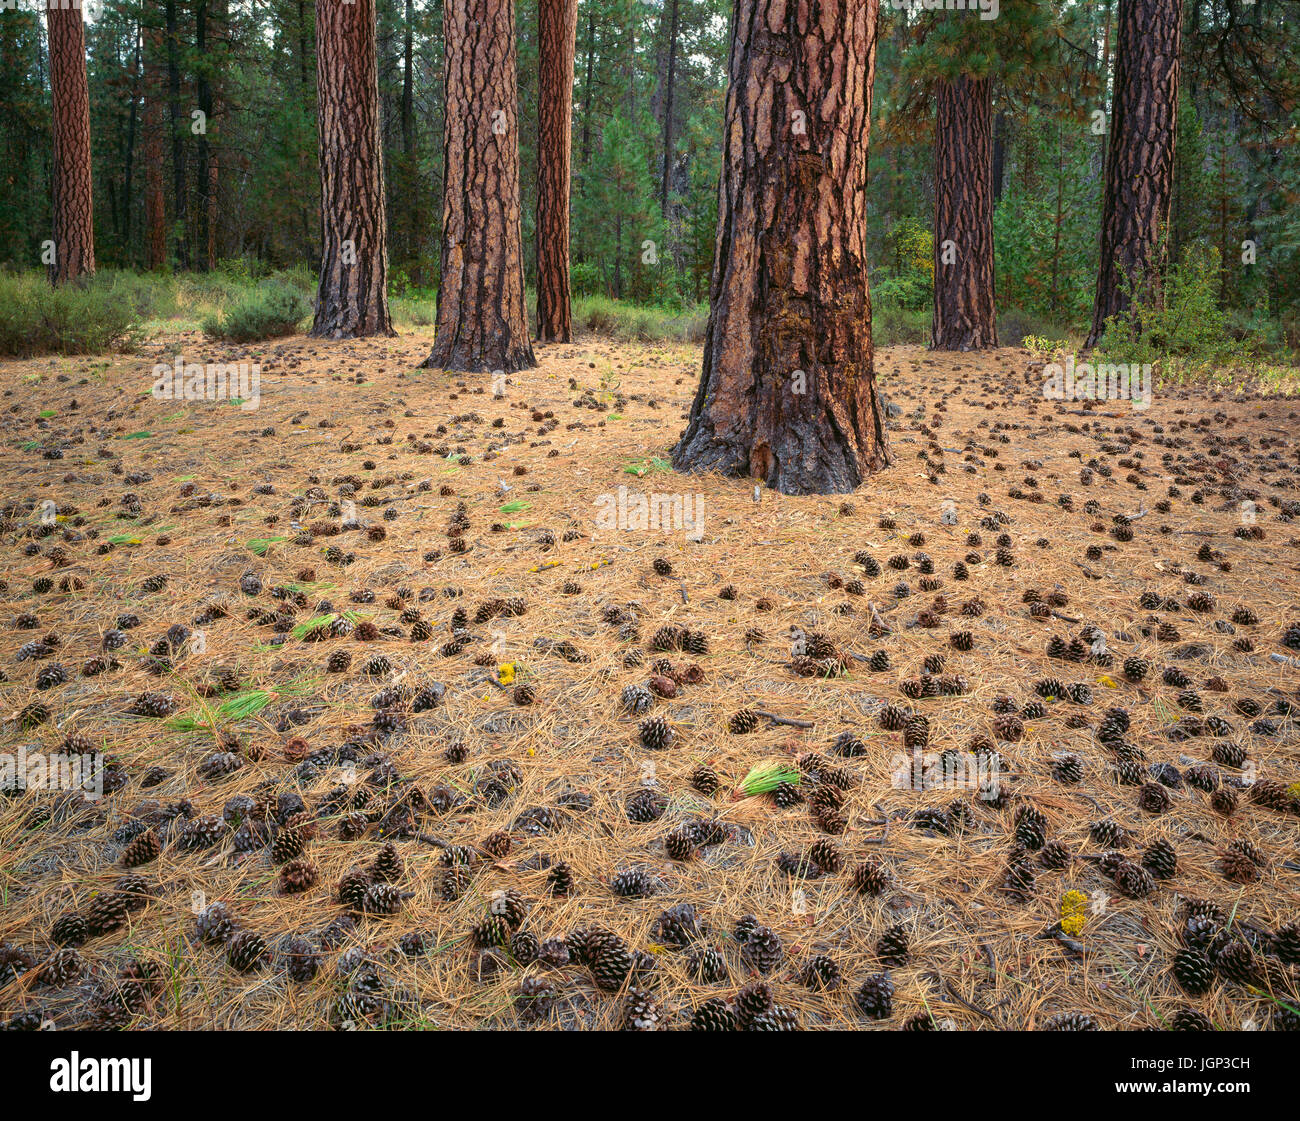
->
[46, 0, 95, 285]
[535, 0, 577, 343]
[143, 25, 166, 270]
[424, 0, 535, 373]
[932, 73, 997, 350]
[672, 0, 888, 496]
[311, 0, 393, 338]
[1085, 0, 1182, 350]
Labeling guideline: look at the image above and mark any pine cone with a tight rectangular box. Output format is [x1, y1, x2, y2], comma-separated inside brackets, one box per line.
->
[855, 972, 895, 1020]
[120, 829, 160, 867]
[1172, 948, 1214, 994]
[689, 997, 736, 1031]
[226, 930, 268, 973]
[1041, 1011, 1099, 1030]
[740, 925, 783, 974]
[876, 923, 910, 967]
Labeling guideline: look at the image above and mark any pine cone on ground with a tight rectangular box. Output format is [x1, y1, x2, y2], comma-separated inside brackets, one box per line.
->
[876, 924, 910, 967]
[689, 997, 736, 1031]
[226, 930, 268, 973]
[855, 972, 895, 1020]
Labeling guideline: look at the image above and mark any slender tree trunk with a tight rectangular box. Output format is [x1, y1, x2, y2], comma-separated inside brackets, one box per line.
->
[400, 0, 419, 267]
[673, 0, 888, 496]
[205, 0, 226, 270]
[124, 24, 141, 261]
[195, 0, 212, 272]
[932, 74, 997, 351]
[991, 108, 1007, 205]
[536, 0, 577, 343]
[312, 0, 394, 338]
[1085, 0, 1182, 349]
[46, 0, 95, 284]
[659, 0, 679, 215]
[144, 25, 167, 270]
[424, 0, 535, 373]
[165, 0, 188, 269]
[575, 3, 595, 258]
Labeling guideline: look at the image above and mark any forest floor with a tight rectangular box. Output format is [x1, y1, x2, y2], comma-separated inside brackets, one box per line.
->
[0, 328, 1298, 1031]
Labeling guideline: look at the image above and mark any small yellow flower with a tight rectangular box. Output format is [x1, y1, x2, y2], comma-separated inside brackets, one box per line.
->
[1097, 675, 1118, 688]
[497, 662, 516, 685]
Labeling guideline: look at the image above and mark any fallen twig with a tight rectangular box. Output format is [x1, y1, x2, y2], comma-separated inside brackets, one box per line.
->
[755, 709, 815, 730]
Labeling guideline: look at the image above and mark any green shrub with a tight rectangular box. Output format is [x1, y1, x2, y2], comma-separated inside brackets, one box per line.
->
[0, 271, 143, 357]
[392, 293, 437, 327]
[571, 261, 602, 299]
[998, 306, 1075, 349]
[572, 294, 707, 343]
[873, 302, 929, 346]
[1096, 243, 1241, 374]
[201, 281, 308, 343]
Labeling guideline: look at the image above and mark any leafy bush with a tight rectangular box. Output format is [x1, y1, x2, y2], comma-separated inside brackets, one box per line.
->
[873, 302, 928, 346]
[573, 294, 707, 342]
[998, 306, 1073, 349]
[201, 281, 308, 342]
[571, 262, 602, 299]
[0, 271, 143, 357]
[1096, 243, 1241, 374]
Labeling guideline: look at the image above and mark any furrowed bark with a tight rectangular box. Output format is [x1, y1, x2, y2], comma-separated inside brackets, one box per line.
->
[1086, 0, 1182, 350]
[536, 0, 578, 344]
[424, 0, 536, 373]
[47, 0, 95, 285]
[311, 0, 394, 339]
[672, 0, 888, 496]
[932, 73, 997, 350]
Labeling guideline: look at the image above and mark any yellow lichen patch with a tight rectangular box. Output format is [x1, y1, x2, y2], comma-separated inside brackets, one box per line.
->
[1060, 890, 1089, 937]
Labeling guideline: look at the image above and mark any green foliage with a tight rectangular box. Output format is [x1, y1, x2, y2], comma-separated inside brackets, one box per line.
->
[573, 295, 708, 343]
[992, 108, 1098, 329]
[1096, 244, 1243, 374]
[570, 262, 602, 299]
[873, 303, 929, 346]
[201, 281, 308, 343]
[0, 272, 143, 357]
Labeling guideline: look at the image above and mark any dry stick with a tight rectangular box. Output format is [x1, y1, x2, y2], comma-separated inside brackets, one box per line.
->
[862, 803, 890, 845]
[755, 709, 814, 729]
[925, 971, 997, 1021]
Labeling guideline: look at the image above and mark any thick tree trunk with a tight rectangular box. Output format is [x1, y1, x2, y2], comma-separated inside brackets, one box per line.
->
[46, 1, 95, 285]
[673, 0, 888, 497]
[1085, 0, 1182, 350]
[536, 0, 577, 343]
[424, 0, 535, 373]
[143, 25, 167, 270]
[932, 74, 997, 351]
[312, 0, 394, 338]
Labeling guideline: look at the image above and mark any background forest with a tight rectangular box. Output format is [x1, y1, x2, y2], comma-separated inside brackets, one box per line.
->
[1, 0, 1298, 354]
